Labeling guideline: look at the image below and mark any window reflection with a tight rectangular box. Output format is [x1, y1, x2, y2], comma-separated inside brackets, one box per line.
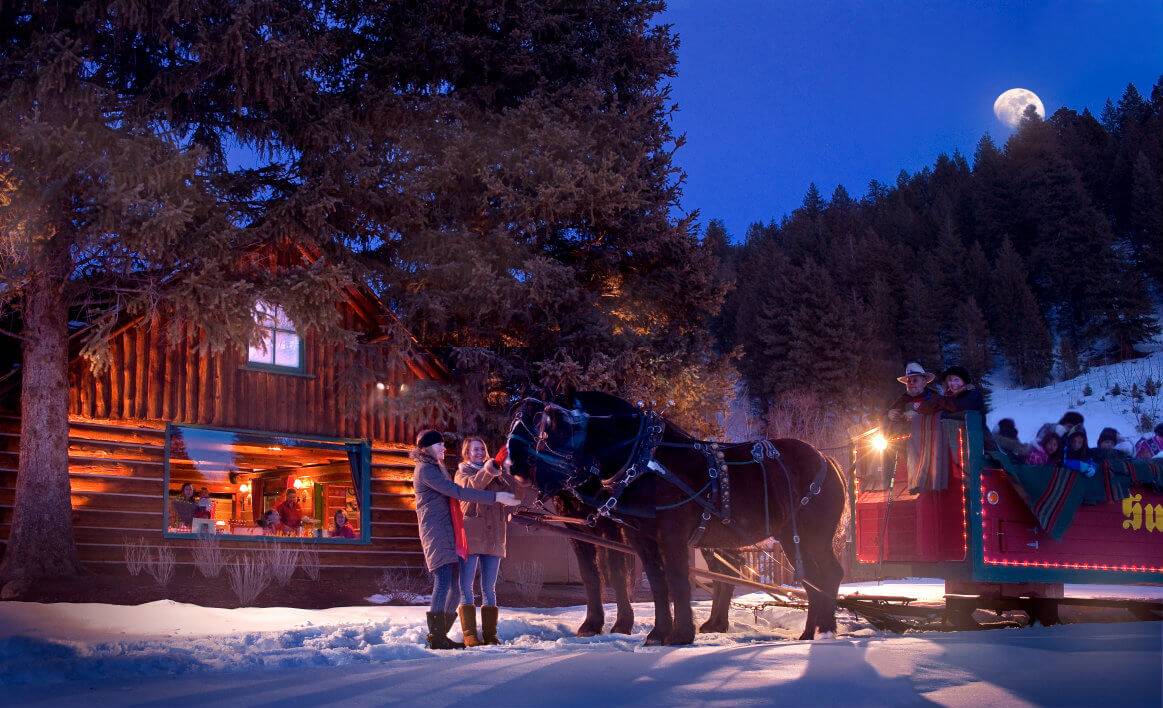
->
[166, 426, 368, 541]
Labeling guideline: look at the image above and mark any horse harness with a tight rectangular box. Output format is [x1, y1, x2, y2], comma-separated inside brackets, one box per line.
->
[516, 402, 830, 579]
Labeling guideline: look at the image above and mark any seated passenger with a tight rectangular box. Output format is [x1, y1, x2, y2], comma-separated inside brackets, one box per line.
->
[276, 488, 304, 530]
[915, 366, 984, 420]
[1096, 427, 1131, 460]
[992, 418, 1029, 460]
[1061, 425, 1096, 477]
[333, 510, 357, 539]
[885, 362, 938, 433]
[1134, 423, 1163, 459]
[1025, 424, 1063, 466]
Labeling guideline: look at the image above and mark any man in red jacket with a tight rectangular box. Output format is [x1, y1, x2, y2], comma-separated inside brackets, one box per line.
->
[276, 488, 304, 531]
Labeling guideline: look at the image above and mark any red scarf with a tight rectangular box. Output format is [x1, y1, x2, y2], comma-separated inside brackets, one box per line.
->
[449, 498, 468, 560]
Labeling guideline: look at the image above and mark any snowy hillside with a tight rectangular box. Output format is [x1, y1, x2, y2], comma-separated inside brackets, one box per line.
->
[988, 350, 1163, 443]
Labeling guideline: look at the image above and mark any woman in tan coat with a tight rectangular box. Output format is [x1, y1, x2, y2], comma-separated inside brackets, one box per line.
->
[455, 437, 516, 646]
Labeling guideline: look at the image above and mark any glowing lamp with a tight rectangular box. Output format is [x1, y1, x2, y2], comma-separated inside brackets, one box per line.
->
[239, 483, 250, 494]
[215, 520, 226, 527]
[871, 434, 889, 452]
[376, 382, 386, 391]
[293, 478, 303, 489]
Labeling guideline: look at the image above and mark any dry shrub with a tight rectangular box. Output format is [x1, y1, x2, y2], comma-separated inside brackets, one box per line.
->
[227, 553, 271, 607]
[193, 530, 225, 578]
[763, 390, 847, 449]
[376, 568, 429, 605]
[123, 536, 147, 576]
[512, 560, 544, 602]
[146, 546, 176, 587]
[298, 543, 321, 581]
[259, 540, 300, 586]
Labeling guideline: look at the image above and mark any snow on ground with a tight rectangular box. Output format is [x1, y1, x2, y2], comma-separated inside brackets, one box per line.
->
[988, 350, 1163, 443]
[1, 581, 1160, 706]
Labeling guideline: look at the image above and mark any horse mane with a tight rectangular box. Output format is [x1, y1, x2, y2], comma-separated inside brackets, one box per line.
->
[572, 390, 703, 443]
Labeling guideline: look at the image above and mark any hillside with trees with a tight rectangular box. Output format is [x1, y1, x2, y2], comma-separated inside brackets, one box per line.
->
[720, 80, 1163, 424]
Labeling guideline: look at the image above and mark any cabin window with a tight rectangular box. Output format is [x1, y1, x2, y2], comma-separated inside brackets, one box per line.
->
[247, 301, 304, 372]
[163, 424, 371, 544]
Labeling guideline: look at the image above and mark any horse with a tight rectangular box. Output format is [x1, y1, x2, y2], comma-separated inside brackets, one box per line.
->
[507, 391, 847, 645]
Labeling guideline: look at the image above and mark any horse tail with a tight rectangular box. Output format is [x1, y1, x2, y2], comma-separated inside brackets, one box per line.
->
[824, 454, 850, 551]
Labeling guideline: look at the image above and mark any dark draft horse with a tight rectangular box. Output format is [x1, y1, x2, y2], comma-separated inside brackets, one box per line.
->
[508, 391, 847, 645]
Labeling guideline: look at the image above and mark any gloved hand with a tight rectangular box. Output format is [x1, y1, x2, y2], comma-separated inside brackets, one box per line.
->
[494, 446, 508, 466]
[1082, 462, 1097, 478]
[495, 491, 520, 507]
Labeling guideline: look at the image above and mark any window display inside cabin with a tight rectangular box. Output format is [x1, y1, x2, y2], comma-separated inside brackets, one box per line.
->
[165, 425, 369, 541]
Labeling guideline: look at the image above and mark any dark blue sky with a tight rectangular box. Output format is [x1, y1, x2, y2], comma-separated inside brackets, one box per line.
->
[660, 1, 1163, 239]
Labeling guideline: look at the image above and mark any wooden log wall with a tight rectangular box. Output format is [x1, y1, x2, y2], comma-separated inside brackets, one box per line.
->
[0, 417, 425, 574]
[68, 305, 444, 445]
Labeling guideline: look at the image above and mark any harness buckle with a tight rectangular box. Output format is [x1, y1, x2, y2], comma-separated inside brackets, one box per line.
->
[809, 481, 822, 496]
[598, 497, 618, 517]
[708, 467, 718, 479]
[800, 496, 810, 506]
[701, 511, 711, 521]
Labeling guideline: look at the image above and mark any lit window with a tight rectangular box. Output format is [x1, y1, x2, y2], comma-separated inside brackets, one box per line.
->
[248, 301, 302, 370]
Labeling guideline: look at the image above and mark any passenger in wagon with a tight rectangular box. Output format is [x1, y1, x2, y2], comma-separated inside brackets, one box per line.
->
[1025, 424, 1063, 466]
[455, 437, 517, 647]
[333, 509, 356, 539]
[276, 488, 304, 531]
[1133, 423, 1163, 459]
[992, 418, 1029, 460]
[1061, 425, 1097, 477]
[914, 366, 984, 420]
[884, 362, 938, 433]
[1095, 427, 1132, 460]
[412, 429, 520, 650]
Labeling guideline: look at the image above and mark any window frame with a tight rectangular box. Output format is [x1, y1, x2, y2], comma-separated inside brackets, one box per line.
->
[244, 302, 308, 375]
[162, 423, 372, 545]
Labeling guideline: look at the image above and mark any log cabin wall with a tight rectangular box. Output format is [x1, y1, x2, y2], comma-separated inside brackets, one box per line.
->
[0, 300, 445, 575]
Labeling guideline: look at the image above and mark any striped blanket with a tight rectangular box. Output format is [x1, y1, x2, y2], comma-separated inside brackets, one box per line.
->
[993, 451, 1163, 539]
[906, 414, 959, 492]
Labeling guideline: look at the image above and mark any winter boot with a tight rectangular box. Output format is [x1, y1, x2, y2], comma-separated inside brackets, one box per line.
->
[458, 604, 483, 647]
[481, 605, 501, 645]
[440, 612, 466, 649]
[425, 611, 463, 650]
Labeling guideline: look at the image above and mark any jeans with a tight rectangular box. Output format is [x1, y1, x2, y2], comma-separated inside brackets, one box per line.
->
[429, 562, 461, 614]
[459, 554, 502, 606]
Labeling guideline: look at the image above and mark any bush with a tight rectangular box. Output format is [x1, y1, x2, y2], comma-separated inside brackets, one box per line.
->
[1138, 414, 1156, 435]
[227, 553, 271, 606]
[298, 543, 321, 581]
[376, 568, 430, 605]
[1111, 383, 1123, 396]
[1082, 383, 1093, 397]
[1146, 378, 1159, 397]
[146, 546, 176, 587]
[123, 536, 148, 576]
[259, 540, 300, 586]
[193, 530, 225, 578]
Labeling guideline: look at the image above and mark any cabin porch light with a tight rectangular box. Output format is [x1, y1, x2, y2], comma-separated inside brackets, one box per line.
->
[239, 482, 251, 494]
[376, 381, 386, 391]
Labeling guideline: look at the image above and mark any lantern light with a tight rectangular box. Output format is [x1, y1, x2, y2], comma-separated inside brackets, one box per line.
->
[376, 382, 386, 391]
[871, 434, 889, 452]
[239, 483, 250, 494]
[293, 478, 303, 489]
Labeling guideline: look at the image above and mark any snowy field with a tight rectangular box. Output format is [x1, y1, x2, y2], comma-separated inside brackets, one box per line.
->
[1, 579, 1160, 707]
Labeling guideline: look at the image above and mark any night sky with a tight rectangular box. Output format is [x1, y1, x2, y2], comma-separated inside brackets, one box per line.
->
[660, 0, 1163, 239]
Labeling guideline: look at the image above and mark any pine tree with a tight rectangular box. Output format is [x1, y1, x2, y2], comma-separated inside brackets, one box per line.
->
[990, 240, 1052, 387]
[952, 298, 992, 381]
[1130, 152, 1163, 286]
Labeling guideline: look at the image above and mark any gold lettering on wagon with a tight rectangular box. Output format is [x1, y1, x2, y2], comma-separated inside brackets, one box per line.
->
[1122, 494, 1163, 532]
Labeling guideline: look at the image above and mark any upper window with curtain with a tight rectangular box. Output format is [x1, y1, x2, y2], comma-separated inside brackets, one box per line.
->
[247, 301, 304, 373]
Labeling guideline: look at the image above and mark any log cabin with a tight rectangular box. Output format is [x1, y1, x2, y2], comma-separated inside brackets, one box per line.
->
[0, 248, 450, 577]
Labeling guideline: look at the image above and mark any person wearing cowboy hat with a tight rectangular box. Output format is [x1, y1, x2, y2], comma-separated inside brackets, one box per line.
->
[884, 362, 939, 433]
[915, 365, 985, 420]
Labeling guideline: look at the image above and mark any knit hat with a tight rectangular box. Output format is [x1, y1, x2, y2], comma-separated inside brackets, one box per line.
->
[415, 429, 444, 449]
[940, 365, 973, 385]
[1098, 427, 1119, 446]
[1035, 423, 1060, 446]
[1059, 411, 1084, 428]
[997, 418, 1018, 439]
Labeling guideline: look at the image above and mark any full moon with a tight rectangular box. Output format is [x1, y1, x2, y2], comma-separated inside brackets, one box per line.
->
[994, 88, 1045, 128]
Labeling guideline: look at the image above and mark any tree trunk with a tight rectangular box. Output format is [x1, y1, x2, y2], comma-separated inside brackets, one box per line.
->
[0, 243, 81, 582]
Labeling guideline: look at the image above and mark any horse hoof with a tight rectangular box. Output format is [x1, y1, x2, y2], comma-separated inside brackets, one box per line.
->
[643, 635, 664, 646]
[644, 628, 669, 646]
[610, 622, 634, 635]
[698, 620, 728, 634]
[576, 625, 602, 638]
[816, 631, 836, 640]
[663, 630, 696, 646]
[798, 629, 816, 641]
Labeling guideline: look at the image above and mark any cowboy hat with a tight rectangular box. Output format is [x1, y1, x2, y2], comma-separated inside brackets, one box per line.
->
[896, 362, 935, 384]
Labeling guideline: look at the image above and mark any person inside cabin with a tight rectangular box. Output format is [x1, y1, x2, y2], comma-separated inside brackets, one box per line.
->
[992, 418, 1029, 461]
[914, 366, 985, 420]
[276, 488, 304, 532]
[333, 510, 356, 539]
[455, 436, 517, 647]
[193, 487, 213, 520]
[412, 429, 520, 650]
[1134, 422, 1163, 459]
[171, 482, 197, 528]
[1025, 424, 1063, 466]
[1061, 425, 1097, 477]
[884, 362, 938, 433]
[1093, 427, 1130, 460]
[261, 509, 287, 534]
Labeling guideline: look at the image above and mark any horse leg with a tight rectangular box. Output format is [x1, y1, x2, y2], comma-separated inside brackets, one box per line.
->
[569, 538, 606, 637]
[603, 538, 636, 635]
[810, 540, 844, 636]
[660, 534, 696, 645]
[697, 548, 734, 634]
[779, 531, 820, 641]
[629, 533, 671, 646]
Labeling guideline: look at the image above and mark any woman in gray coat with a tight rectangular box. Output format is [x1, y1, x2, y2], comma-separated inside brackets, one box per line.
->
[455, 436, 517, 646]
[413, 429, 519, 650]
